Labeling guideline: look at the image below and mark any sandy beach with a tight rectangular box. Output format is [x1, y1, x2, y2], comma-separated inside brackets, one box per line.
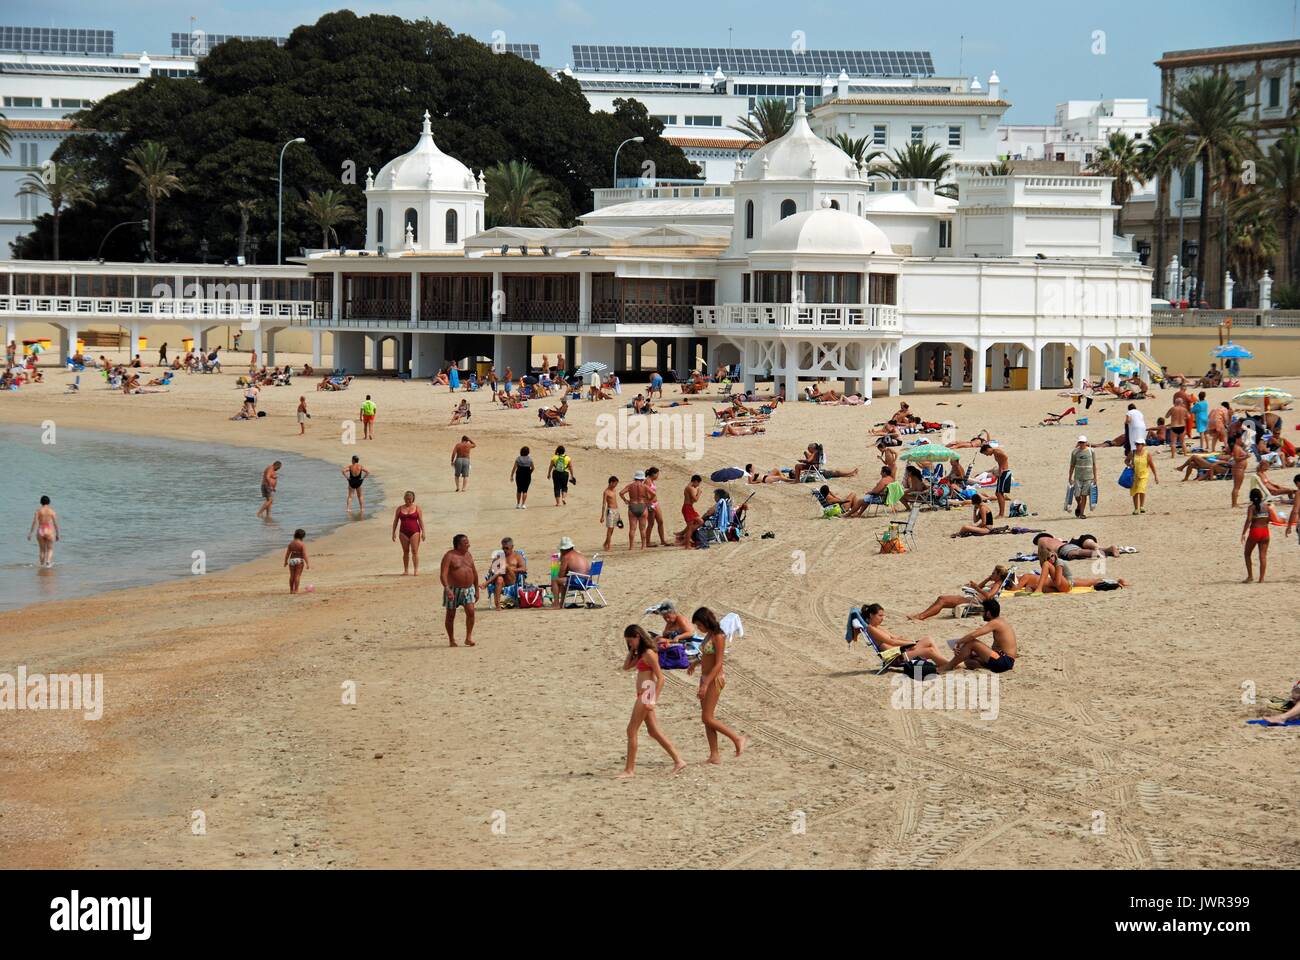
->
[2, 359, 1298, 870]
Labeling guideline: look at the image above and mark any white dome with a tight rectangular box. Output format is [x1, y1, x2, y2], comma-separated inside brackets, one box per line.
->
[740, 93, 858, 181]
[372, 111, 480, 193]
[758, 207, 893, 256]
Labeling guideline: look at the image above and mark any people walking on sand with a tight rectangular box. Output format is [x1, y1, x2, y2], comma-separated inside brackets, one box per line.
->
[342, 455, 370, 514]
[1242, 488, 1283, 583]
[158, 342, 168, 366]
[392, 491, 425, 575]
[978, 442, 1013, 518]
[686, 607, 746, 764]
[1129, 442, 1158, 514]
[1066, 355, 1074, 387]
[359, 395, 377, 440]
[548, 445, 574, 506]
[1230, 429, 1250, 507]
[1124, 403, 1146, 457]
[452, 435, 475, 492]
[601, 476, 621, 551]
[297, 395, 310, 435]
[257, 461, 281, 519]
[618, 624, 687, 778]
[439, 534, 479, 645]
[1205, 400, 1230, 453]
[284, 528, 309, 594]
[621, 470, 653, 549]
[510, 446, 533, 509]
[1068, 435, 1097, 519]
[26, 495, 60, 568]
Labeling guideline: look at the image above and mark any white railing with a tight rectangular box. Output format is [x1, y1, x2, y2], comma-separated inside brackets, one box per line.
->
[1151, 309, 1300, 328]
[0, 296, 314, 321]
[591, 184, 732, 209]
[694, 302, 900, 332]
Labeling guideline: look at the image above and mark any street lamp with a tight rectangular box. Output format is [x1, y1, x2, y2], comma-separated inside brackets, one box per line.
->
[277, 137, 307, 265]
[612, 136, 645, 187]
[95, 218, 149, 262]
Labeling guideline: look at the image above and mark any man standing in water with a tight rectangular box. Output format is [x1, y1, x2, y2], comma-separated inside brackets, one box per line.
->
[359, 395, 377, 440]
[440, 533, 479, 646]
[257, 461, 281, 519]
[451, 435, 475, 492]
[27, 495, 60, 567]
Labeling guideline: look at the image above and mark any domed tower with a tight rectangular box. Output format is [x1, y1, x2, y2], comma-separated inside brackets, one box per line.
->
[727, 92, 871, 258]
[364, 111, 487, 253]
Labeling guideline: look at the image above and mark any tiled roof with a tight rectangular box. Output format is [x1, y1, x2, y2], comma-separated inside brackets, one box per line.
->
[5, 118, 79, 130]
[667, 136, 758, 151]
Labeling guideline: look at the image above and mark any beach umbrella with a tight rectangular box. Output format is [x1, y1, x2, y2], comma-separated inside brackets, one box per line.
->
[572, 361, 608, 381]
[1215, 341, 1254, 359]
[1103, 357, 1139, 376]
[901, 443, 961, 463]
[710, 467, 745, 483]
[1232, 387, 1293, 411]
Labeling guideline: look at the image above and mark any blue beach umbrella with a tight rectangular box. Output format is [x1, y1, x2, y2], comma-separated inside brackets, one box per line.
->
[710, 467, 745, 482]
[1215, 341, 1254, 360]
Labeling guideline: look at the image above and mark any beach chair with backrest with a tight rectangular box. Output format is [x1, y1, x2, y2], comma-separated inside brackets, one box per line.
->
[864, 480, 906, 517]
[880, 503, 921, 552]
[800, 445, 829, 485]
[703, 497, 735, 544]
[846, 607, 911, 674]
[1251, 475, 1288, 506]
[66, 375, 80, 394]
[565, 555, 606, 608]
[485, 550, 527, 605]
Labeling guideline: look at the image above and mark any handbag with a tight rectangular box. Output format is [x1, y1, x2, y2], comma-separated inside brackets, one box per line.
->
[517, 586, 544, 608]
[658, 644, 690, 670]
[1117, 466, 1134, 489]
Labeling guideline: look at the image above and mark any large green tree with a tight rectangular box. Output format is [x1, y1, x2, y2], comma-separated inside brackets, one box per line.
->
[11, 12, 697, 260]
[16, 160, 96, 259]
[731, 98, 794, 144]
[884, 142, 957, 198]
[1087, 131, 1147, 237]
[484, 160, 564, 227]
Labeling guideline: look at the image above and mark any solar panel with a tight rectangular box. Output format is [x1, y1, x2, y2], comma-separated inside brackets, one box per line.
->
[0, 26, 114, 55]
[572, 45, 935, 77]
[503, 43, 540, 61]
[169, 32, 287, 56]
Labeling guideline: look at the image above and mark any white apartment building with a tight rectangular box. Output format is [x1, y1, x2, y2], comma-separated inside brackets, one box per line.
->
[998, 98, 1157, 170]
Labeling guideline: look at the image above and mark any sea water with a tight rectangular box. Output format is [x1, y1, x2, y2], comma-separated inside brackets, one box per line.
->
[0, 423, 381, 611]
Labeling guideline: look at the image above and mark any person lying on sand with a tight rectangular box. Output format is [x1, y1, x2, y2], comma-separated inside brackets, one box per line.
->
[908, 565, 1020, 620]
[719, 422, 765, 436]
[1032, 532, 1133, 561]
[906, 599, 1017, 673]
[1021, 558, 1129, 593]
[1177, 453, 1231, 481]
[869, 421, 924, 437]
[745, 464, 797, 484]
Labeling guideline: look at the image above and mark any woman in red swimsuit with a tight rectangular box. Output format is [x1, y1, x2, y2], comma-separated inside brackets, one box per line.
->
[1241, 488, 1282, 583]
[391, 490, 425, 576]
[618, 625, 686, 778]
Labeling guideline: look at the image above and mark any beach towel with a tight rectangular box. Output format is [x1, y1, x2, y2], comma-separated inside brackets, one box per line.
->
[720, 612, 743, 642]
[1247, 718, 1300, 726]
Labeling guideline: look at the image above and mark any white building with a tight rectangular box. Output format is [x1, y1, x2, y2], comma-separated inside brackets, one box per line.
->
[999, 98, 1157, 168]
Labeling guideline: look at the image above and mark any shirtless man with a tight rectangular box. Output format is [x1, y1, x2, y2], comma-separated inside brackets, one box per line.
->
[909, 599, 1017, 673]
[257, 461, 281, 519]
[1032, 532, 1128, 562]
[1165, 398, 1190, 458]
[1205, 401, 1230, 453]
[487, 537, 526, 610]
[27, 495, 60, 567]
[451, 435, 475, 492]
[978, 442, 1013, 518]
[620, 471, 654, 549]
[601, 476, 621, 551]
[679, 475, 705, 547]
[440, 533, 479, 646]
[551, 537, 591, 608]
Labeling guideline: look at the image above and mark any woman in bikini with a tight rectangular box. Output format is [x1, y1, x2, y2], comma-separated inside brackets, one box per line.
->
[342, 456, 370, 515]
[391, 491, 425, 575]
[284, 529, 309, 594]
[686, 607, 746, 764]
[1230, 431, 1251, 508]
[1242, 487, 1283, 583]
[645, 467, 670, 546]
[952, 494, 998, 537]
[618, 625, 687, 778]
[27, 495, 60, 568]
[745, 464, 797, 484]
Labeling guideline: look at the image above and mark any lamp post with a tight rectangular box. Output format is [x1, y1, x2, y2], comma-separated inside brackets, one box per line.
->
[612, 136, 645, 187]
[277, 137, 307, 265]
[95, 219, 149, 262]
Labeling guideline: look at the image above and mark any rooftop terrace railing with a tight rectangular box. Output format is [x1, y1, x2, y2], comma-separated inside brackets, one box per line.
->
[1151, 309, 1300, 328]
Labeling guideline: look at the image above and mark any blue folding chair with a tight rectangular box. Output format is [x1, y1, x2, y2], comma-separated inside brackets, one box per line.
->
[565, 556, 606, 608]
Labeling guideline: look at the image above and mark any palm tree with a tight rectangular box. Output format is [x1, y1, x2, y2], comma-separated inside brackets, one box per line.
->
[1257, 126, 1300, 286]
[1139, 124, 1187, 297]
[884, 142, 957, 198]
[124, 141, 185, 261]
[1228, 198, 1280, 306]
[827, 133, 886, 174]
[0, 113, 11, 157]
[1087, 131, 1148, 237]
[235, 199, 259, 262]
[301, 189, 354, 249]
[16, 161, 96, 259]
[730, 98, 793, 144]
[483, 160, 564, 227]
[1160, 73, 1255, 304]
[977, 159, 1012, 176]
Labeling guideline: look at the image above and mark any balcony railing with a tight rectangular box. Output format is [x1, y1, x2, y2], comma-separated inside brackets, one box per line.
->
[1151, 308, 1300, 328]
[345, 299, 411, 321]
[289, 316, 618, 335]
[591, 302, 699, 325]
[0, 296, 313, 321]
[694, 302, 900, 332]
[504, 302, 579, 324]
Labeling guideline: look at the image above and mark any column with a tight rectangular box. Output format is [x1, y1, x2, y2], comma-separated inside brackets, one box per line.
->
[264, 327, 277, 366]
[493, 333, 528, 377]
[191, 323, 203, 355]
[899, 345, 916, 394]
[312, 330, 323, 367]
[129, 322, 141, 361]
[1025, 341, 1040, 391]
[411, 332, 445, 378]
[5, 320, 16, 355]
[1076, 339, 1091, 388]
[742, 341, 757, 392]
[973, 339, 989, 393]
[947, 343, 966, 390]
[578, 270, 591, 325]
[410, 273, 420, 324]
[251, 325, 264, 367]
[491, 269, 503, 327]
[63, 321, 79, 362]
[673, 337, 692, 380]
[331, 270, 342, 322]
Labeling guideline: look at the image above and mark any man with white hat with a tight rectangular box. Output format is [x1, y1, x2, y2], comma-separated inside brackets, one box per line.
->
[551, 536, 591, 608]
[1068, 435, 1097, 519]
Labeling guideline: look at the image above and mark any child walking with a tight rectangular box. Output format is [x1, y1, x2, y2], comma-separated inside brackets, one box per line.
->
[285, 528, 309, 593]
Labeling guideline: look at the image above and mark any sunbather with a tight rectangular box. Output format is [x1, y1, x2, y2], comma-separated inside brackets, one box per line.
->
[906, 599, 1017, 673]
[907, 565, 1018, 620]
[719, 422, 765, 436]
[951, 494, 1001, 537]
[1020, 558, 1129, 592]
[847, 603, 931, 663]
[804, 384, 843, 403]
[817, 484, 869, 518]
[1178, 453, 1231, 481]
[745, 464, 797, 484]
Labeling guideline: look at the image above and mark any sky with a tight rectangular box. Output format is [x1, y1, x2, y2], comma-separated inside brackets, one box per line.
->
[9, 0, 1298, 122]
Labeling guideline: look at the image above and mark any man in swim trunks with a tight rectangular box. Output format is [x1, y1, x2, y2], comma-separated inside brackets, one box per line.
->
[601, 476, 621, 551]
[359, 395, 377, 440]
[620, 470, 654, 550]
[909, 599, 1018, 673]
[257, 461, 281, 519]
[440, 533, 479, 646]
[451, 435, 475, 492]
[1164, 398, 1190, 458]
[679, 475, 704, 548]
[551, 537, 591, 608]
[979, 443, 1012, 518]
[486, 537, 527, 609]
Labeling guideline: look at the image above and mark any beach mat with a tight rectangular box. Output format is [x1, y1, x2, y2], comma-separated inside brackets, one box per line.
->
[1009, 586, 1096, 598]
[1247, 718, 1300, 727]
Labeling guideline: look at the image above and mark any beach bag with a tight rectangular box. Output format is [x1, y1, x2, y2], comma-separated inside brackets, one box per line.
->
[658, 644, 690, 670]
[1117, 466, 1134, 489]
[1009, 501, 1028, 518]
[517, 586, 545, 608]
[822, 504, 843, 518]
[898, 659, 938, 680]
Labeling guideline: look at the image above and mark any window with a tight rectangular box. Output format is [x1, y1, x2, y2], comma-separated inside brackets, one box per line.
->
[745, 199, 754, 239]
[872, 124, 887, 146]
[403, 208, 418, 243]
[753, 271, 791, 302]
[1269, 77, 1282, 108]
[742, 273, 751, 302]
[779, 198, 796, 219]
[375, 209, 384, 247]
[685, 115, 722, 127]
[868, 273, 897, 305]
[445, 208, 458, 244]
[1085, 152, 1093, 164]
[1181, 163, 1196, 200]
[1234, 79, 1246, 105]
[947, 125, 962, 148]
[652, 114, 677, 125]
[828, 199, 840, 210]
[53, 98, 92, 109]
[910, 124, 924, 144]
[3, 96, 41, 108]
[798, 272, 861, 304]
[938, 221, 952, 248]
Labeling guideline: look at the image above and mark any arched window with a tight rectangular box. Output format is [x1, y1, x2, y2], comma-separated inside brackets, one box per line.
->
[404, 208, 418, 243]
[476, 211, 481, 234]
[745, 199, 754, 239]
[780, 199, 796, 219]
[857, 201, 863, 216]
[375, 209, 384, 247]
[445, 208, 458, 244]
[829, 199, 840, 210]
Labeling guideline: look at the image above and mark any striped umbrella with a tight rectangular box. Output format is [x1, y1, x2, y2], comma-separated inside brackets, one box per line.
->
[1232, 387, 1293, 411]
[1103, 357, 1139, 376]
[901, 443, 961, 463]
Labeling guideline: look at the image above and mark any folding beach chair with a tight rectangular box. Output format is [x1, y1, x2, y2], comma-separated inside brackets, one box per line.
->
[864, 480, 905, 518]
[880, 504, 921, 552]
[565, 555, 606, 608]
[485, 550, 527, 605]
[846, 608, 912, 675]
[703, 497, 735, 544]
[1251, 476, 1288, 506]
[800, 446, 829, 485]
